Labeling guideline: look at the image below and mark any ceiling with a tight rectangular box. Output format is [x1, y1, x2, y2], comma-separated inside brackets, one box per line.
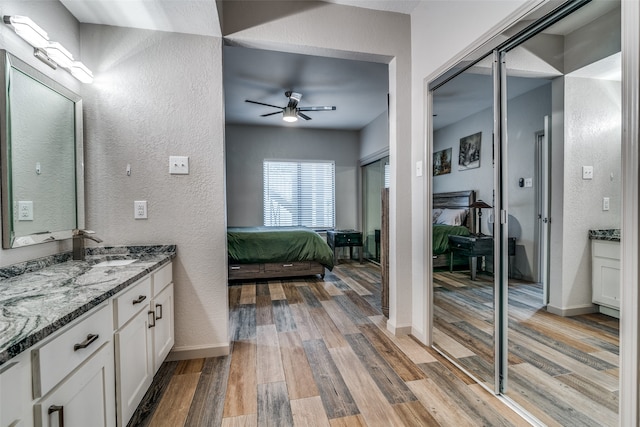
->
[60, 0, 408, 131]
[223, 46, 389, 130]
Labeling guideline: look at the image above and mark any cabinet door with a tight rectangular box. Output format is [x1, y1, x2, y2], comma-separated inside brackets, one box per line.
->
[152, 283, 174, 373]
[593, 257, 621, 309]
[115, 308, 154, 427]
[1, 357, 27, 427]
[34, 344, 115, 427]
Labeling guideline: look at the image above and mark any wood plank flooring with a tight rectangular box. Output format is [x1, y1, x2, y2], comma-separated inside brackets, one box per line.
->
[433, 270, 620, 427]
[129, 262, 528, 426]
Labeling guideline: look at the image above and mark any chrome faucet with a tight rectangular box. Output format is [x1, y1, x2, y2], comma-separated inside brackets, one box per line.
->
[73, 229, 103, 261]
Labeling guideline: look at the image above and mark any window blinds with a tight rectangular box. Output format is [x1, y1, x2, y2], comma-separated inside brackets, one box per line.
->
[263, 160, 335, 229]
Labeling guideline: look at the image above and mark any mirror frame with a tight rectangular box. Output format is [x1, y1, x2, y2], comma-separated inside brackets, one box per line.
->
[0, 50, 85, 248]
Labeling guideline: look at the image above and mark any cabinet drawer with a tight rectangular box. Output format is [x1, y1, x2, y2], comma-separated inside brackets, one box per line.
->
[32, 304, 112, 398]
[152, 262, 173, 296]
[229, 264, 260, 273]
[592, 240, 620, 260]
[265, 262, 310, 272]
[114, 277, 152, 329]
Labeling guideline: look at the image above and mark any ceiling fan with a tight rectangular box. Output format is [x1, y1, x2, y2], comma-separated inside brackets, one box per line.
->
[245, 91, 336, 122]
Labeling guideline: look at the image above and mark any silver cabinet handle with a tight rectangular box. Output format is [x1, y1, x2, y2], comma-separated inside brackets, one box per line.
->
[283, 264, 293, 267]
[132, 295, 147, 305]
[48, 405, 64, 427]
[230, 266, 240, 270]
[155, 303, 163, 320]
[148, 311, 156, 328]
[73, 334, 99, 351]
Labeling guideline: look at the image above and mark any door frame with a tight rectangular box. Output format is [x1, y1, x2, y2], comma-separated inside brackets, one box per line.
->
[620, 0, 639, 423]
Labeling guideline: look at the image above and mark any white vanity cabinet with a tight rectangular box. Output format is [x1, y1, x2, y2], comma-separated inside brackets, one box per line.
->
[150, 263, 174, 373]
[592, 239, 621, 316]
[31, 304, 116, 427]
[113, 262, 174, 427]
[0, 257, 174, 427]
[0, 353, 28, 427]
[113, 276, 154, 426]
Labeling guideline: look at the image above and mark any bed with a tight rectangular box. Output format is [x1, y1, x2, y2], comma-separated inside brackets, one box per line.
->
[227, 226, 334, 281]
[432, 190, 476, 268]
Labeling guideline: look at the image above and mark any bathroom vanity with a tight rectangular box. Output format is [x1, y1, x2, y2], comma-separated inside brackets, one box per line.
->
[590, 229, 620, 318]
[0, 245, 175, 427]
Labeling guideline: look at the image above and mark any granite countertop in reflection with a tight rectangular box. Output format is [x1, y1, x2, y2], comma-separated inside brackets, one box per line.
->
[0, 245, 176, 367]
[588, 229, 621, 242]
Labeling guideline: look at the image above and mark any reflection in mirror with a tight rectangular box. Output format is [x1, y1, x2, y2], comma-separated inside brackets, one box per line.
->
[431, 56, 497, 390]
[0, 50, 84, 248]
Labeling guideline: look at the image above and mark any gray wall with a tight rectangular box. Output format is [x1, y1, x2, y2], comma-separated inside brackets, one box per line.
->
[360, 111, 389, 161]
[81, 25, 229, 355]
[225, 124, 360, 230]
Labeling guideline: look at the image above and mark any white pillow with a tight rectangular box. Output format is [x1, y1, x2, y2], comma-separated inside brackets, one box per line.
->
[435, 208, 467, 226]
[432, 208, 444, 224]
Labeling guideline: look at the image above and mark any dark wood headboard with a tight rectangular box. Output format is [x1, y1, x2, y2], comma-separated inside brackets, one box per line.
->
[432, 190, 476, 232]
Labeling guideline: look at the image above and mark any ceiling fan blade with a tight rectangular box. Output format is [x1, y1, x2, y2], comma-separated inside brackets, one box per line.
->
[297, 112, 312, 121]
[260, 111, 281, 117]
[245, 99, 284, 109]
[297, 106, 336, 112]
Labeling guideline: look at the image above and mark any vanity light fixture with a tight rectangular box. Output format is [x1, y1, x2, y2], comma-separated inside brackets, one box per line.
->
[3, 15, 93, 83]
[282, 106, 298, 122]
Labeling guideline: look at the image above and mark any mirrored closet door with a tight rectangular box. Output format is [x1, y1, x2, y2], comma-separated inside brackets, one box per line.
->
[430, 0, 621, 424]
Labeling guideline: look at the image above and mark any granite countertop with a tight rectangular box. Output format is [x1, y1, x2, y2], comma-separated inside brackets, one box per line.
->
[588, 229, 621, 242]
[0, 245, 176, 367]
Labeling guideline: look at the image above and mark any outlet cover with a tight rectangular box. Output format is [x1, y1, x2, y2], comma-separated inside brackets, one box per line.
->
[582, 165, 594, 180]
[18, 201, 33, 221]
[134, 201, 147, 219]
[169, 156, 189, 175]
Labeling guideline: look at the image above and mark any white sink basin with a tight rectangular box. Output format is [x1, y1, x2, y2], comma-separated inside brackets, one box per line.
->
[92, 259, 137, 267]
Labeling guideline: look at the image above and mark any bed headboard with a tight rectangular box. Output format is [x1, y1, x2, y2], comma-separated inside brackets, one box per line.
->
[432, 190, 476, 232]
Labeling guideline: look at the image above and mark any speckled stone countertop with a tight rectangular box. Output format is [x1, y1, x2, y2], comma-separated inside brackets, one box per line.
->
[0, 245, 176, 367]
[588, 229, 621, 242]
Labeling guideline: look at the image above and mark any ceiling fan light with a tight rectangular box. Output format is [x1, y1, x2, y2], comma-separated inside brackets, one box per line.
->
[283, 106, 298, 122]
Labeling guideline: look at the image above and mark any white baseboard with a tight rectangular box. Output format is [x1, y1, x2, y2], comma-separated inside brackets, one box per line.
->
[386, 320, 412, 336]
[166, 343, 230, 361]
[546, 303, 597, 317]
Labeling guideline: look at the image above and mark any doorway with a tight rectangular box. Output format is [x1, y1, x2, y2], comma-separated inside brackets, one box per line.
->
[430, 0, 622, 424]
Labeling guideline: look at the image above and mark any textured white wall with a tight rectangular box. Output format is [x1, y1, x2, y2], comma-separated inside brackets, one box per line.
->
[222, 1, 413, 332]
[0, 1, 81, 264]
[225, 124, 360, 229]
[81, 25, 229, 355]
[558, 77, 621, 310]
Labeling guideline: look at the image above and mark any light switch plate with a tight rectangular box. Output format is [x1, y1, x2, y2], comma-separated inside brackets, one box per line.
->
[416, 161, 423, 177]
[603, 197, 610, 211]
[524, 178, 533, 188]
[169, 156, 189, 175]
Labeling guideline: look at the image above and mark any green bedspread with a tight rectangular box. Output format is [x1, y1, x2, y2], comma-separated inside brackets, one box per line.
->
[227, 226, 335, 270]
[433, 224, 470, 254]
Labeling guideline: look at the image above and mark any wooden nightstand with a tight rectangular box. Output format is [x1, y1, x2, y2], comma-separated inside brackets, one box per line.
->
[448, 235, 516, 280]
[327, 230, 363, 264]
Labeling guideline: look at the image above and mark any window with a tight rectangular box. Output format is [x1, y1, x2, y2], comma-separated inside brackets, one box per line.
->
[263, 160, 335, 229]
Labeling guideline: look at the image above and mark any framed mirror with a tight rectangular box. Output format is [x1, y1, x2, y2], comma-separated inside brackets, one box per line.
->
[0, 50, 84, 248]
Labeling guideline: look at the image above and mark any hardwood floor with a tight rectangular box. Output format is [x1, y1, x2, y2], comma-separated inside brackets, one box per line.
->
[129, 262, 528, 427]
[433, 270, 619, 427]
